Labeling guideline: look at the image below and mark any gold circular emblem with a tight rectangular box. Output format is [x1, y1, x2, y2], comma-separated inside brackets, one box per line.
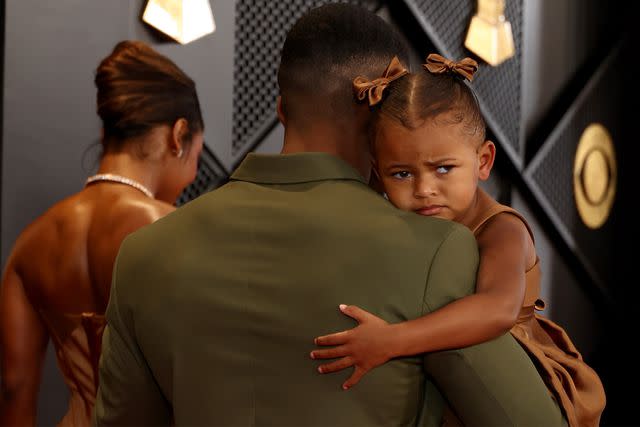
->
[573, 123, 616, 229]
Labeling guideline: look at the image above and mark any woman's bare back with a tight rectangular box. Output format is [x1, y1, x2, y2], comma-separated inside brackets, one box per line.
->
[10, 184, 174, 316]
[0, 183, 174, 426]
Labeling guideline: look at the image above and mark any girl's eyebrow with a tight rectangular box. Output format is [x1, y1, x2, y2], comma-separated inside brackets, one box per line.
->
[385, 162, 413, 169]
[384, 157, 458, 169]
[424, 157, 457, 166]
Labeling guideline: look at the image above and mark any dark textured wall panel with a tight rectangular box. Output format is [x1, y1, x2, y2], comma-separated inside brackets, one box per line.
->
[232, 0, 380, 157]
[403, 0, 524, 168]
[524, 42, 625, 298]
[177, 146, 228, 206]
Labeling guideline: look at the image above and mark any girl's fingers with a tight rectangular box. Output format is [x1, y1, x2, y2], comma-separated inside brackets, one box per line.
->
[317, 356, 354, 374]
[314, 330, 349, 346]
[339, 304, 371, 323]
[310, 346, 348, 360]
[342, 366, 368, 390]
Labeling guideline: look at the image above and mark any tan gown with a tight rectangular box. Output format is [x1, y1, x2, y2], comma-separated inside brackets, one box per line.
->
[462, 200, 607, 427]
[40, 311, 106, 427]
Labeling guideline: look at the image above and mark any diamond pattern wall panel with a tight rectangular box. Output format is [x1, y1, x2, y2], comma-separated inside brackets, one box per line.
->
[177, 145, 229, 206]
[403, 0, 524, 169]
[232, 0, 380, 157]
[524, 43, 625, 295]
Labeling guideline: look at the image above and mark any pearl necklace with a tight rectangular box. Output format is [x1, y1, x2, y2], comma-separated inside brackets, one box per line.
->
[85, 173, 154, 199]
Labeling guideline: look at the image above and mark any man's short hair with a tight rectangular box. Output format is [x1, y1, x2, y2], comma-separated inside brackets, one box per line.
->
[277, 3, 410, 126]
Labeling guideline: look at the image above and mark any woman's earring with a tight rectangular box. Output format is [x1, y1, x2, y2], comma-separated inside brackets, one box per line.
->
[174, 148, 184, 158]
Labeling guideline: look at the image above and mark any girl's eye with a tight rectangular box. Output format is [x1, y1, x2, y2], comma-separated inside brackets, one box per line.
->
[392, 171, 412, 179]
[436, 165, 453, 174]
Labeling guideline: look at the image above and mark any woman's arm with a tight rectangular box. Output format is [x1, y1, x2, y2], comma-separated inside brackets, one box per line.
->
[312, 214, 534, 389]
[0, 256, 49, 426]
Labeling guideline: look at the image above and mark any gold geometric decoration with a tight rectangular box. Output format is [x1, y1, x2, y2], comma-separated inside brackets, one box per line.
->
[142, 0, 215, 45]
[573, 123, 617, 229]
[464, 0, 515, 66]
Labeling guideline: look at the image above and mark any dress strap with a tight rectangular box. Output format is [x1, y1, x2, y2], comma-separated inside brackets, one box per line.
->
[469, 190, 542, 309]
[470, 203, 535, 245]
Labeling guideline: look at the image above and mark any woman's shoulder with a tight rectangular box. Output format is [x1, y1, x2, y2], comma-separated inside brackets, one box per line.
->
[12, 192, 86, 243]
[96, 195, 175, 240]
[26, 190, 172, 234]
[4, 192, 92, 275]
[19, 190, 174, 251]
[114, 196, 174, 221]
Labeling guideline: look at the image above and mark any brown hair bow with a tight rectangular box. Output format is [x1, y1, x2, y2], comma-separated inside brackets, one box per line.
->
[423, 53, 478, 82]
[353, 56, 408, 106]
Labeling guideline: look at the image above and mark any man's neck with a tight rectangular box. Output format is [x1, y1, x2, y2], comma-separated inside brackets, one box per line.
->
[280, 122, 371, 181]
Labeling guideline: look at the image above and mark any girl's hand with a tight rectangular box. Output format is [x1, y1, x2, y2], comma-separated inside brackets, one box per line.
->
[310, 304, 396, 390]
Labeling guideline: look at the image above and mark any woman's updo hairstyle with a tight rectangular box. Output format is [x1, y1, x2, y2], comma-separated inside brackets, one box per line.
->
[95, 40, 204, 152]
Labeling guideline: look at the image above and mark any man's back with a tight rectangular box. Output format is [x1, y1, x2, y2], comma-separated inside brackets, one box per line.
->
[94, 153, 565, 426]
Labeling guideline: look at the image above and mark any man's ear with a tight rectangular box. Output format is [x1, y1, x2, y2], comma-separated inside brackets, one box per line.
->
[478, 140, 496, 181]
[276, 96, 286, 126]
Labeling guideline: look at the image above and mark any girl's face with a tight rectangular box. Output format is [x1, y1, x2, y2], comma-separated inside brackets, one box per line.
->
[373, 112, 493, 225]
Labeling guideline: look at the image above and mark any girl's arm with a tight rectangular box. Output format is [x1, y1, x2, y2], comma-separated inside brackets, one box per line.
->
[311, 214, 535, 389]
[0, 254, 49, 426]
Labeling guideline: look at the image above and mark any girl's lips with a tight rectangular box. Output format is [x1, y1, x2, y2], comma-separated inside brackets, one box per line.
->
[415, 206, 443, 216]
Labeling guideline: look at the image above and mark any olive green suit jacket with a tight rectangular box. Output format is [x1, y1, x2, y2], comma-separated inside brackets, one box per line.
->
[93, 153, 565, 426]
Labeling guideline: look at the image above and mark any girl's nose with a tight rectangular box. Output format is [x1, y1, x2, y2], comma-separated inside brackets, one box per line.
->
[414, 177, 437, 198]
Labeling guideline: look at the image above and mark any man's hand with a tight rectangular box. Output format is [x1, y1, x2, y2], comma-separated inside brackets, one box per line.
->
[311, 304, 396, 390]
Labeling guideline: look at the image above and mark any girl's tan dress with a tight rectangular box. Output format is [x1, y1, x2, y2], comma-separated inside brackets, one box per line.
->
[460, 196, 606, 427]
[40, 310, 106, 427]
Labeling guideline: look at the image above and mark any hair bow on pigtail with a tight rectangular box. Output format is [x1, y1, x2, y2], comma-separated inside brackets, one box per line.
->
[353, 56, 408, 106]
[423, 53, 478, 82]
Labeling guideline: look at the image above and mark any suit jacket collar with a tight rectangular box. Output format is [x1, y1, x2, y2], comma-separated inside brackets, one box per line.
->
[230, 152, 368, 185]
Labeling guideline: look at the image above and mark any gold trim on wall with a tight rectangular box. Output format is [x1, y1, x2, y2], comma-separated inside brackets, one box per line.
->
[573, 123, 616, 229]
[142, 0, 216, 45]
[464, 0, 515, 66]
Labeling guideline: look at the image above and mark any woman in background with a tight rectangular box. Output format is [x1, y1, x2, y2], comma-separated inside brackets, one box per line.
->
[0, 40, 204, 426]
